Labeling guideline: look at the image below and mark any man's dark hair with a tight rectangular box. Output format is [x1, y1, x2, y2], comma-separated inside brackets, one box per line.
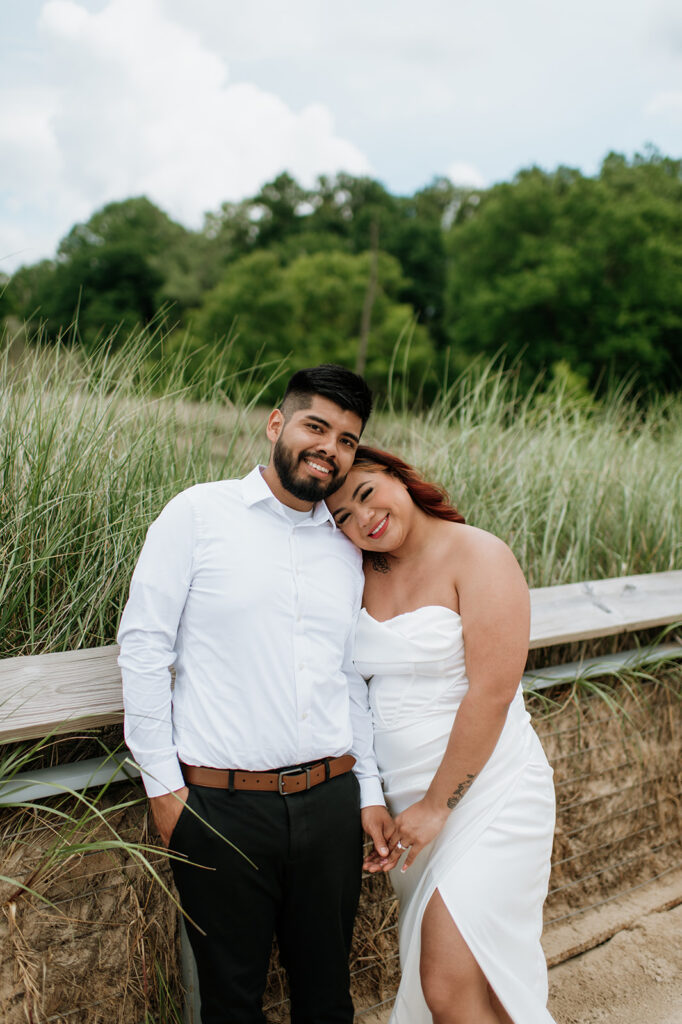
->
[280, 364, 373, 431]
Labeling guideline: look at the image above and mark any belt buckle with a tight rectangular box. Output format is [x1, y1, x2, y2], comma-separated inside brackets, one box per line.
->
[278, 765, 312, 795]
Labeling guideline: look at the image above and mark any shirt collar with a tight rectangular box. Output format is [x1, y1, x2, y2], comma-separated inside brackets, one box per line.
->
[240, 466, 337, 529]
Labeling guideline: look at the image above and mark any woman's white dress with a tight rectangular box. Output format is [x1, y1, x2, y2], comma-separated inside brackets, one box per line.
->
[354, 605, 556, 1024]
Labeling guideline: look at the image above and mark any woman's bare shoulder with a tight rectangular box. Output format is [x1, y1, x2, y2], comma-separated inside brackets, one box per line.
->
[440, 522, 527, 596]
[443, 521, 516, 562]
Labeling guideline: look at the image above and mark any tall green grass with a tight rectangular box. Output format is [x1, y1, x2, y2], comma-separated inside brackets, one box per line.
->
[1, 330, 680, 660]
[0, 330, 274, 657]
[376, 360, 682, 586]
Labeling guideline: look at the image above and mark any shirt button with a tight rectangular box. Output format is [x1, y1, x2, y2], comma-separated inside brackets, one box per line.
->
[298, 662, 305, 670]
[301, 712, 309, 720]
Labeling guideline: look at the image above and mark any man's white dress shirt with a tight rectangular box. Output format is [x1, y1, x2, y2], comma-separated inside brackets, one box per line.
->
[117, 467, 383, 807]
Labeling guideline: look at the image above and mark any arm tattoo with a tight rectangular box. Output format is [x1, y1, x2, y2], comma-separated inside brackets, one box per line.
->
[446, 773, 477, 810]
[369, 553, 391, 573]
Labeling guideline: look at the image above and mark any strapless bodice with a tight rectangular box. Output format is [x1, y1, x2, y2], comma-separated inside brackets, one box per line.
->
[353, 604, 539, 813]
[354, 605, 469, 732]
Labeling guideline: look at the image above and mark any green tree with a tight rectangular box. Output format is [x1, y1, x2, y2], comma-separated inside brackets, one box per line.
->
[383, 177, 464, 344]
[192, 251, 296, 366]
[444, 151, 682, 390]
[203, 172, 313, 267]
[199, 171, 459, 349]
[1, 271, 16, 321]
[305, 173, 462, 344]
[5, 260, 60, 328]
[249, 173, 311, 249]
[12, 198, 204, 345]
[191, 248, 436, 400]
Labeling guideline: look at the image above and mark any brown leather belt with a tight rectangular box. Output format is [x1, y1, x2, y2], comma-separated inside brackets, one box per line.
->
[180, 754, 356, 796]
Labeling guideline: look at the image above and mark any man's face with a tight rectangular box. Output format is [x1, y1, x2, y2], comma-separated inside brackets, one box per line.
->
[266, 395, 363, 504]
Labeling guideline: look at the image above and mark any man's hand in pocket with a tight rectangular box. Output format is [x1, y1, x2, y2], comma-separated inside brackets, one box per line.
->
[150, 787, 190, 847]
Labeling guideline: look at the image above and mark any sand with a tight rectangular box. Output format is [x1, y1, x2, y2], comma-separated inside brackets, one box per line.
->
[547, 903, 682, 1024]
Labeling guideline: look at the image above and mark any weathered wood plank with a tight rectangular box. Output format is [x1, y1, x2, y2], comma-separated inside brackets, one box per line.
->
[528, 570, 682, 649]
[0, 644, 123, 742]
[0, 572, 680, 744]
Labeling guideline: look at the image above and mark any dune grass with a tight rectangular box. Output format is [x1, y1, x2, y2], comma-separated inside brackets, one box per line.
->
[1, 329, 680, 660]
[0, 330, 274, 657]
[374, 359, 682, 586]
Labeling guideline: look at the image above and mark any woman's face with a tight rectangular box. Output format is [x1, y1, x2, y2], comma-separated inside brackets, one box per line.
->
[327, 466, 414, 552]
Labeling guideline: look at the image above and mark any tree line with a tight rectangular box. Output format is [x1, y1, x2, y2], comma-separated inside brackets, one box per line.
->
[3, 148, 681, 401]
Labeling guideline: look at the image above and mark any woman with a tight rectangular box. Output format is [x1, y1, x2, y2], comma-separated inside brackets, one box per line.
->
[327, 447, 556, 1024]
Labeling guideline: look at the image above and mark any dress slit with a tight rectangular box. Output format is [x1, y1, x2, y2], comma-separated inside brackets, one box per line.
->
[429, 885, 513, 1021]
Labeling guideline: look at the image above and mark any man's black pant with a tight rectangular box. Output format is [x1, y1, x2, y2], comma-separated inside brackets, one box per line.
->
[170, 771, 363, 1024]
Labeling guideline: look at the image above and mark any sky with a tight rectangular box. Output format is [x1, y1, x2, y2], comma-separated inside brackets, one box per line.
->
[2, 0, 681, 274]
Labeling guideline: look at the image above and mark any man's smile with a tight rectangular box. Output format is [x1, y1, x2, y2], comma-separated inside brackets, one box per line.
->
[303, 456, 335, 478]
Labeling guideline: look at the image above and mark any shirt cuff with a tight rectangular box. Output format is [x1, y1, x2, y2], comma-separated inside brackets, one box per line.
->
[358, 775, 386, 809]
[133, 755, 186, 798]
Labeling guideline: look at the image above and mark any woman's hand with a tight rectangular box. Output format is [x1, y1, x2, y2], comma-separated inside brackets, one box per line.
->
[386, 797, 449, 872]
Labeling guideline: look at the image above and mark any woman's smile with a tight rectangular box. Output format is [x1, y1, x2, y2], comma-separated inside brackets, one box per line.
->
[368, 514, 390, 539]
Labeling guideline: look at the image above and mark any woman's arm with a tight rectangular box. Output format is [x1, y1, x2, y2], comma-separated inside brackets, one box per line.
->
[386, 529, 530, 872]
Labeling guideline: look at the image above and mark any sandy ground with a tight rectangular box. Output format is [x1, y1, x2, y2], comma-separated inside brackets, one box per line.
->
[547, 903, 682, 1024]
[361, 902, 682, 1024]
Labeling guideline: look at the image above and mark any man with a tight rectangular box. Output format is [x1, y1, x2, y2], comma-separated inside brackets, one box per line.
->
[118, 364, 393, 1024]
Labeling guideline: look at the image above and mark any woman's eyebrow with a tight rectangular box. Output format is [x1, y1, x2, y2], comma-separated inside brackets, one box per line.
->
[351, 479, 371, 499]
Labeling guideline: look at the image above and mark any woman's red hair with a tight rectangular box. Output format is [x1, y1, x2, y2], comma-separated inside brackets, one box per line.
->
[353, 446, 465, 524]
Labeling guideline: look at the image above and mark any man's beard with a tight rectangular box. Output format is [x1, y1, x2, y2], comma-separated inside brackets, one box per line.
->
[273, 436, 344, 503]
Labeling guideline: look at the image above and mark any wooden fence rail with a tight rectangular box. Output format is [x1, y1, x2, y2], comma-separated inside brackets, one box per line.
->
[1, 570, 681, 746]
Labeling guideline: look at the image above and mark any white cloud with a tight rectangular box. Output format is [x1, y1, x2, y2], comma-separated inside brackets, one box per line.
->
[40, 0, 89, 36]
[446, 161, 486, 188]
[646, 90, 682, 117]
[0, 87, 66, 221]
[3, 0, 681, 273]
[1, 0, 371, 270]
